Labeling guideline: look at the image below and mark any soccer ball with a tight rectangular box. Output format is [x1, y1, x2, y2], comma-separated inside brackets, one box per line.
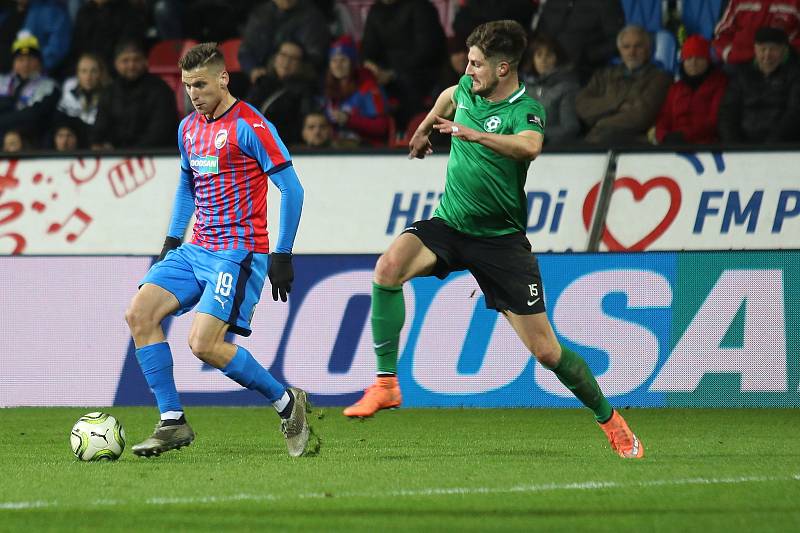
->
[70, 412, 126, 461]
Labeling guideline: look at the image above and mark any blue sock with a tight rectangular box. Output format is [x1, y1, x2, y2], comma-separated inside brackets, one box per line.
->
[135, 342, 182, 414]
[222, 346, 285, 402]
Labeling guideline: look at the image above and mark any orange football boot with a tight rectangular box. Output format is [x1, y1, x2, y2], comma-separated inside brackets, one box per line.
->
[343, 376, 402, 417]
[599, 410, 644, 459]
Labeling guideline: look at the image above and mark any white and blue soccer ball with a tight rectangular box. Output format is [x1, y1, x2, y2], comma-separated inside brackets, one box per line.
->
[70, 412, 126, 461]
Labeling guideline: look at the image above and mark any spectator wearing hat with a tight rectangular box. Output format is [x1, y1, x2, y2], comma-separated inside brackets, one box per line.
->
[0, 0, 72, 73]
[245, 39, 317, 146]
[713, 0, 800, 64]
[0, 31, 58, 145]
[575, 25, 671, 145]
[90, 40, 177, 149]
[718, 27, 800, 143]
[323, 35, 390, 147]
[655, 35, 728, 145]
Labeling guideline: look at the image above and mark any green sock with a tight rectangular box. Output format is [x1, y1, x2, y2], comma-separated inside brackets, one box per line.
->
[371, 282, 405, 375]
[551, 346, 613, 423]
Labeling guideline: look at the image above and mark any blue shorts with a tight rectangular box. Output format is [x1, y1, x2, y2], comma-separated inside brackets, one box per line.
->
[141, 243, 269, 337]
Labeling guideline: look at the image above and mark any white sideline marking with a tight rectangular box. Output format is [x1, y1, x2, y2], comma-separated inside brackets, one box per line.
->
[2, 474, 798, 510]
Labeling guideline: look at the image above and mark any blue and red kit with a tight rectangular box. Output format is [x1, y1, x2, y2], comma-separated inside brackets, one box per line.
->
[141, 100, 303, 336]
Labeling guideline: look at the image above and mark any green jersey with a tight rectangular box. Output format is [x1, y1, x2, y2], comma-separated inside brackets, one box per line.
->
[433, 74, 546, 237]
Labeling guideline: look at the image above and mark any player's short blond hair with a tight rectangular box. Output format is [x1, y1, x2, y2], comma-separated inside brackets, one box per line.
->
[178, 42, 225, 72]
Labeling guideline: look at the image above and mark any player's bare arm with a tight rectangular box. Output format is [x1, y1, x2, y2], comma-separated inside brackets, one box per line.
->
[432, 116, 543, 161]
[408, 85, 457, 159]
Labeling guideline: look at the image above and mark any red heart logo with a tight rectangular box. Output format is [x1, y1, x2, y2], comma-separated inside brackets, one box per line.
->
[583, 176, 682, 251]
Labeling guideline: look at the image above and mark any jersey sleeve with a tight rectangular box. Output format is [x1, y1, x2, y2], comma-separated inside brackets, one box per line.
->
[237, 114, 303, 253]
[514, 99, 546, 135]
[236, 117, 292, 175]
[167, 120, 196, 239]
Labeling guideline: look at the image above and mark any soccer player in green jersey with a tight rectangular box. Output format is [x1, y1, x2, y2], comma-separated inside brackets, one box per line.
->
[343, 20, 643, 459]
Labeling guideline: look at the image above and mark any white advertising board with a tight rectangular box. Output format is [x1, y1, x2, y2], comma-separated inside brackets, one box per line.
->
[1, 153, 607, 255]
[608, 152, 800, 250]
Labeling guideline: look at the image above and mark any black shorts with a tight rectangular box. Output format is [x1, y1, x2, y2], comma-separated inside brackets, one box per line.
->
[402, 218, 546, 315]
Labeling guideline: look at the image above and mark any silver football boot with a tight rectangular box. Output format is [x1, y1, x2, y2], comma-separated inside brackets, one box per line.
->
[132, 420, 195, 457]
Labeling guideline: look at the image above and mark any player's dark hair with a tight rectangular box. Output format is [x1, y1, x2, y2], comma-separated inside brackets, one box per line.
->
[466, 20, 528, 70]
[178, 42, 225, 72]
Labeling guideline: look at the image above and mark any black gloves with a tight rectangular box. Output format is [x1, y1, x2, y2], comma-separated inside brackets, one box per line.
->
[268, 252, 294, 302]
[157, 236, 181, 262]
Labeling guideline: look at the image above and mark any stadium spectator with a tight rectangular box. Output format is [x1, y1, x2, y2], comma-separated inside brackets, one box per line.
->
[323, 35, 390, 147]
[90, 40, 177, 149]
[167, 1, 253, 43]
[2, 128, 25, 151]
[451, 0, 536, 42]
[524, 33, 580, 145]
[295, 109, 360, 150]
[0, 32, 58, 144]
[575, 25, 671, 145]
[432, 36, 469, 97]
[52, 122, 80, 151]
[655, 35, 728, 145]
[238, 0, 330, 83]
[713, 0, 800, 64]
[69, 0, 147, 74]
[245, 40, 317, 147]
[313, 0, 357, 41]
[360, 0, 447, 130]
[718, 27, 800, 143]
[0, 0, 71, 74]
[55, 52, 110, 144]
[298, 110, 333, 148]
[535, 0, 625, 84]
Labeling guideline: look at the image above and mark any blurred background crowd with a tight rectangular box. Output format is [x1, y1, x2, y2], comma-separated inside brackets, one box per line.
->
[2, 0, 800, 154]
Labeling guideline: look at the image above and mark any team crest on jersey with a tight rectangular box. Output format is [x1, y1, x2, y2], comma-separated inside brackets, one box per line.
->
[190, 153, 219, 175]
[484, 116, 502, 132]
[214, 129, 228, 149]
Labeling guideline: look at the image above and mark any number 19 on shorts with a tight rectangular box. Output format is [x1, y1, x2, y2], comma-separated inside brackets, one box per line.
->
[215, 271, 233, 297]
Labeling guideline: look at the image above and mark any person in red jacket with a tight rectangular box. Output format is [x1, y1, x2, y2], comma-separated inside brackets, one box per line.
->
[323, 35, 390, 146]
[713, 0, 800, 64]
[655, 35, 728, 145]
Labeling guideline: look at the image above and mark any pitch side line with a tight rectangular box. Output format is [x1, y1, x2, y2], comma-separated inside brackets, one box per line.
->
[2, 474, 799, 510]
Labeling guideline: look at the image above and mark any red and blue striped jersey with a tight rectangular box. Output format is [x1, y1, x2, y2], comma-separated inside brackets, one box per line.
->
[177, 100, 292, 253]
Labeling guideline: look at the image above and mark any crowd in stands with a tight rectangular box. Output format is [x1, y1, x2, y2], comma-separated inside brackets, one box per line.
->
[2, 0, 800, 154]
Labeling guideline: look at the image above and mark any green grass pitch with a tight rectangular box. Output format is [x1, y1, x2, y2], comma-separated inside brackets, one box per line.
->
[1, 408, 798, 532]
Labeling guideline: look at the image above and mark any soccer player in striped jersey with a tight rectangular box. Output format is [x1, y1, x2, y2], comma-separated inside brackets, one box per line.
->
[343, 21, 644, 459]
[125, 42, 312, 458]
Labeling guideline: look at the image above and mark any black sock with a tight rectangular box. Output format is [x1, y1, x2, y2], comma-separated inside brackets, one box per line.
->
[160, 415, 186, 426]
[278, 389, 295, 419]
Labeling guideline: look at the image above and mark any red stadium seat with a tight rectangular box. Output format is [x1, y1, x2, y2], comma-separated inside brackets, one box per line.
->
[219, 38, 242, 73]
[391, 111, 427, 148]
[148, 39, 197, 117]
[148, 39, 197, 74]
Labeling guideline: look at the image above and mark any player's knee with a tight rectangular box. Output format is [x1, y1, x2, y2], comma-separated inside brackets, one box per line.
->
[374, 253, 403, 285]
[125, 304, 155, 335]
[533, 342, 561, 368]
[187, 334, 215, 363]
